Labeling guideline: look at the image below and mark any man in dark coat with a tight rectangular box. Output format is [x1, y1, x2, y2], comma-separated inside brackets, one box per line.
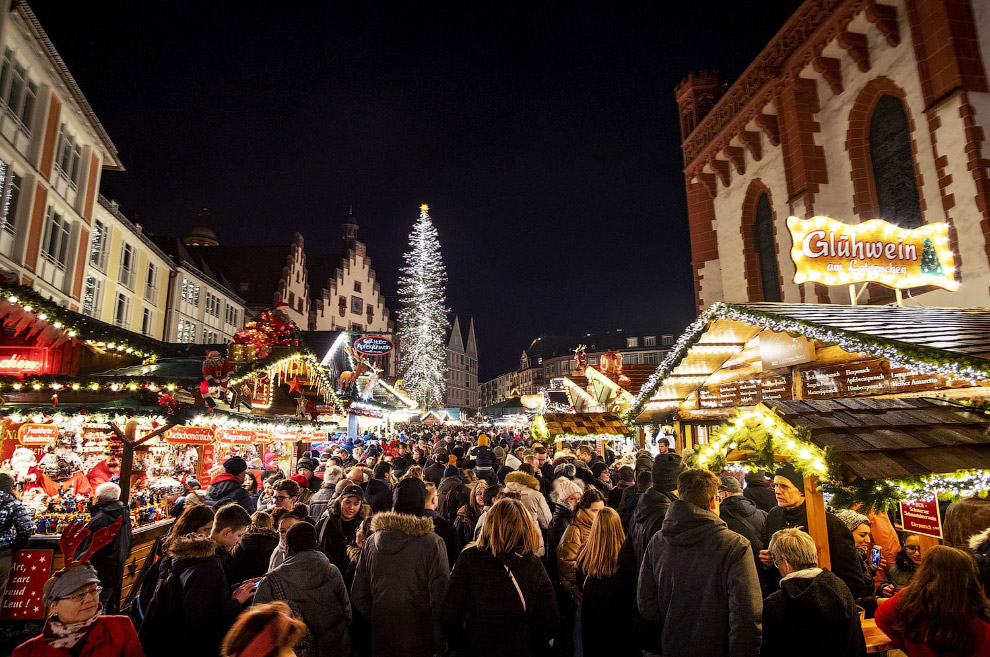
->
[82, 482, 132, 613]
[628, 453, 683, 562]
[366, 462, 393, 513]
[743, 470, 777, 512]
[759, 464, 866, 599]
[760, 528, 866, 657]
[424, 449, 447, 486]
[718, 477, 767, 552]
[352, 478, 450, 657]
[204, 456, 255, 511]
[637, 468, 762, 657]
[296, 457, 322, 494]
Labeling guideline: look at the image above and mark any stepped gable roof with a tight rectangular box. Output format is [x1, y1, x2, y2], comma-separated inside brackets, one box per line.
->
[773, 397, 990, 481]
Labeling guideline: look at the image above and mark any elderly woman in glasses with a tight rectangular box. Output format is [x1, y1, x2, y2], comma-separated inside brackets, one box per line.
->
[880, 533, 924, 597]
[13, 562, 144, 656]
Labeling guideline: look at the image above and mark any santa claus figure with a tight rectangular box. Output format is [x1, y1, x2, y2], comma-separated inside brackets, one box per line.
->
[202, 350, 232, 407]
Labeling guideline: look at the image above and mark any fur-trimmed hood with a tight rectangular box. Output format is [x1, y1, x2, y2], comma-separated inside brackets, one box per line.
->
[166, 533, 217, 560]
[970, 525, 990, 550]
[371, 511, 435, 537]
[505, 470, 540, 492]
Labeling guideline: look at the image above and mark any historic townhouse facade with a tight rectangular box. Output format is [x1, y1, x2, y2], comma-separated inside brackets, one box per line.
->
[0, 0, 122, 310]
[444, 316, 479, 413]
[677, 0, 990, 309]
[81, 196, 171, 339]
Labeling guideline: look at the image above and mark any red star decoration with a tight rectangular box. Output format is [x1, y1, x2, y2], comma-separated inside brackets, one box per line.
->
[286, 376, 303, 394]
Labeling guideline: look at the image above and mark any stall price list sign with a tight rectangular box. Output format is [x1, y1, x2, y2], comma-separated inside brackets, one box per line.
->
[801, 359, 968, 399]
[900, 497, 943, 539]
[698, 373, 792, 409]
[0, 550, 53, 620]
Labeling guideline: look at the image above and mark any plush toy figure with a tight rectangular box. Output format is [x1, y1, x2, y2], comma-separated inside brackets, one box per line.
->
[202, 350, 232, 407]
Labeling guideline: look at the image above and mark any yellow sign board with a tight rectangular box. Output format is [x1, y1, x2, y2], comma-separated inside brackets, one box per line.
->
[787, 216, 958, 290]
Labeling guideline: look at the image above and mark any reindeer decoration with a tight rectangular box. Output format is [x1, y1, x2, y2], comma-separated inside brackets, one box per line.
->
[57, 517, 123, 573]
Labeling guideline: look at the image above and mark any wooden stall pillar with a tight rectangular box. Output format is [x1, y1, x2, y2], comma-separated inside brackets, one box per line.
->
[918, 534, 940, 558]
[117, 420, 138, 505]
[803, 474, 832, 570]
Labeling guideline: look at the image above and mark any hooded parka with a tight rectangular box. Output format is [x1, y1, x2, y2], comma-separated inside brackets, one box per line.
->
[351, 511, 449, 657]
[505, 471, 552, 530]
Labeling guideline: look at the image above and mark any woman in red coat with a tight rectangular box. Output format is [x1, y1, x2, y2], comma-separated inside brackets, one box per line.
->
[875, 545, 990, 657]
[14, 563, 144, 657]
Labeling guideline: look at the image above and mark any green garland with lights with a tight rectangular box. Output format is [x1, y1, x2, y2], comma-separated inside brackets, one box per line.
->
[0, 374, 194, 393]
[624, 302, 990, 421]
[230, 348, 345, 413]
[0, 284, 163, 360]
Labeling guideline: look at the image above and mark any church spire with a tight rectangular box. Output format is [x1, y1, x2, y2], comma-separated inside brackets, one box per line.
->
[342, 205, 359, 247]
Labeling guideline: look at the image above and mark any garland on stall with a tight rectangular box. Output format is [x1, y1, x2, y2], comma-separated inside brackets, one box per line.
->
[0, 284, 162, 360]
[690, 405, 990, 511]
[231, 309, 300, 359]
[0, 375, 191, 393]
[685, 405, 842, 482]
[623, 302, 990, 421]
[230, 350, 345, 413]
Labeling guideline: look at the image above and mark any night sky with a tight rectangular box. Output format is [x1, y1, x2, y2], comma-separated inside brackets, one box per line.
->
[31, 0, 803, 380]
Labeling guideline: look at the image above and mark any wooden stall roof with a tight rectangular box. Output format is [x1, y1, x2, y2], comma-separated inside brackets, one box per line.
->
[543, 412, 631, 437]
[741, 303, 990, 359]
[594, 364, 657, 394]
[773, 397, 990, 481]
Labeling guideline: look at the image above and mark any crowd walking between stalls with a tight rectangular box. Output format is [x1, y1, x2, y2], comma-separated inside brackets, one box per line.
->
[5, 424, 990, 657]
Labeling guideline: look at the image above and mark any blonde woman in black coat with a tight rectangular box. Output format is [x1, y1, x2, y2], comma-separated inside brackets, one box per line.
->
[442, 498, 559, 657]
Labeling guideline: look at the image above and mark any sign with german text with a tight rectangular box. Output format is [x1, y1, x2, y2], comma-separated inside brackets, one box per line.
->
[759, 332, 815, 370]
[787, 216, 958, 291]
[215, 429, 257, 445]
[17, 424, 58, 446]
[298, 432, 327, 443]
[900, 497, 943, 539]
[272, 427, 299, 442]
[352, 335, 394, 356]
[164, 425, 214, 445]
[697, 373, 792, 409]
[800, 359, 967, 399]
[0, 550, 53, 620]
[0, 347, 47, 376]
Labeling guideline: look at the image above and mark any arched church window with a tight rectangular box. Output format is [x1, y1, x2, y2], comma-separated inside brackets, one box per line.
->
[869, 95, 923, 228]
[753, 193, 780, 302]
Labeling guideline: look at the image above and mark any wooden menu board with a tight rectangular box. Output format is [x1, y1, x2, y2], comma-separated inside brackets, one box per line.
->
[698, 373, 793, 409]
[800, 358, 968, 398]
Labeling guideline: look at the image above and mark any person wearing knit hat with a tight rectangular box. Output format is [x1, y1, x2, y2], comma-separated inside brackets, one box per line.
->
[205, 456, 255, 511]
[759, 464, 869, 600]
[443, 455, 460, 479]
[392, 477, 428, 516]
[591, 461, 611, 490]
[627, 453, 685, 561]
[606, 465, 635, 509]
[295, 458, 320, 494]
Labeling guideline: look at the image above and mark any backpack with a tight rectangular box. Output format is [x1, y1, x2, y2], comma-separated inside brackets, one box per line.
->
[138, 559, 185, 656]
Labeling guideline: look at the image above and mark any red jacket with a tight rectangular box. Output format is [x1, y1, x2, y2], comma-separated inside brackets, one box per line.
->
[14, 616, 145, 657]
[875, 589, 990, 657]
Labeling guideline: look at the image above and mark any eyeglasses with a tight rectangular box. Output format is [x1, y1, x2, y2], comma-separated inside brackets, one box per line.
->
[274, 495, 291, 501]
[60, 585, 102, 603]
[904, 545, 921, 553]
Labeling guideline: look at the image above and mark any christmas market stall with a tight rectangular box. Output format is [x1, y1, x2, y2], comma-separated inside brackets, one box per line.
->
[531, 412, 633, 454]
[627, 303, 990, 451]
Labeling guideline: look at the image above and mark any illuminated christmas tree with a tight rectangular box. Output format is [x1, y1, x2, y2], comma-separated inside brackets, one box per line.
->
[920, 237, 943, 275]
[397, 204, 449, 408]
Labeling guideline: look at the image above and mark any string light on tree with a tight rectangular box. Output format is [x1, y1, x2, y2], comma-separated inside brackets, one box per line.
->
[397, 204, 449, 409]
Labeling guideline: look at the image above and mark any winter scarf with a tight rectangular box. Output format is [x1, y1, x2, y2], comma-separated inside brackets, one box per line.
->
[43, 606, 102, 650]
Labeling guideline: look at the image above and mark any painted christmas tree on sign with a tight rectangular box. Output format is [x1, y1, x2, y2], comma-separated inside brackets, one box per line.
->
[920, 237, 943, 275]
[397, 204, 449, 409]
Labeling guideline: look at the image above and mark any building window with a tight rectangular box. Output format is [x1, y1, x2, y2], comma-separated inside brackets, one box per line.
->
[177, 318, 197, 343]
[119, 243, 136, 289]
[0, 159, 20, 244]
[753, 193, 781, 302]
[141, 307, 153, 336]
[870, 95, 923, 229]
[0, 50, 37, 133]
[351, 296, 363, 315]
[82, 276, 102, 317]
[354, 281, 362, 293]
[644, 336, 656, 347]
[662, 335, 674, 346]
[626, 337, 639, 348]
[644, 352, 659, 364]
[288, 291, 295, 308]
[54, 124, 82, 187]
[40, 208, 70, 269]
[113, 293, 130, 328]
[89, 219, 110, 271]
[145, 263, 158, 302]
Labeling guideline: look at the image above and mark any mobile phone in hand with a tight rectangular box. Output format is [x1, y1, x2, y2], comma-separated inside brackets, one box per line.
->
[871, 545, 881, 567]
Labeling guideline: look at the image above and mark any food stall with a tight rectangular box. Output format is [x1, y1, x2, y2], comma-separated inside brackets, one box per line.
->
[531, 412, 633, 454]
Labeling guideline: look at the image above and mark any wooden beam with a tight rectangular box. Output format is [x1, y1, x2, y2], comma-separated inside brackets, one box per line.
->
[117, 420, 138, 505]
[804, 474, 832, 570]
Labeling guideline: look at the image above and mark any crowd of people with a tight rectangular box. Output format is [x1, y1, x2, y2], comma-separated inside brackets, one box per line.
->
[5, 425, 990, 656]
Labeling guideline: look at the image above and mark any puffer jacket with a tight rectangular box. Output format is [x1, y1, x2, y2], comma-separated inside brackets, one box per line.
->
[204, 473, 255, 511]
[628, 487, 677, 563]
[556, 508, 595, 595]
[505, 471, 552, 530]
[255, 549, 351, 657]
[0, 491, 34, 552]
[351, 512, 449, 656]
